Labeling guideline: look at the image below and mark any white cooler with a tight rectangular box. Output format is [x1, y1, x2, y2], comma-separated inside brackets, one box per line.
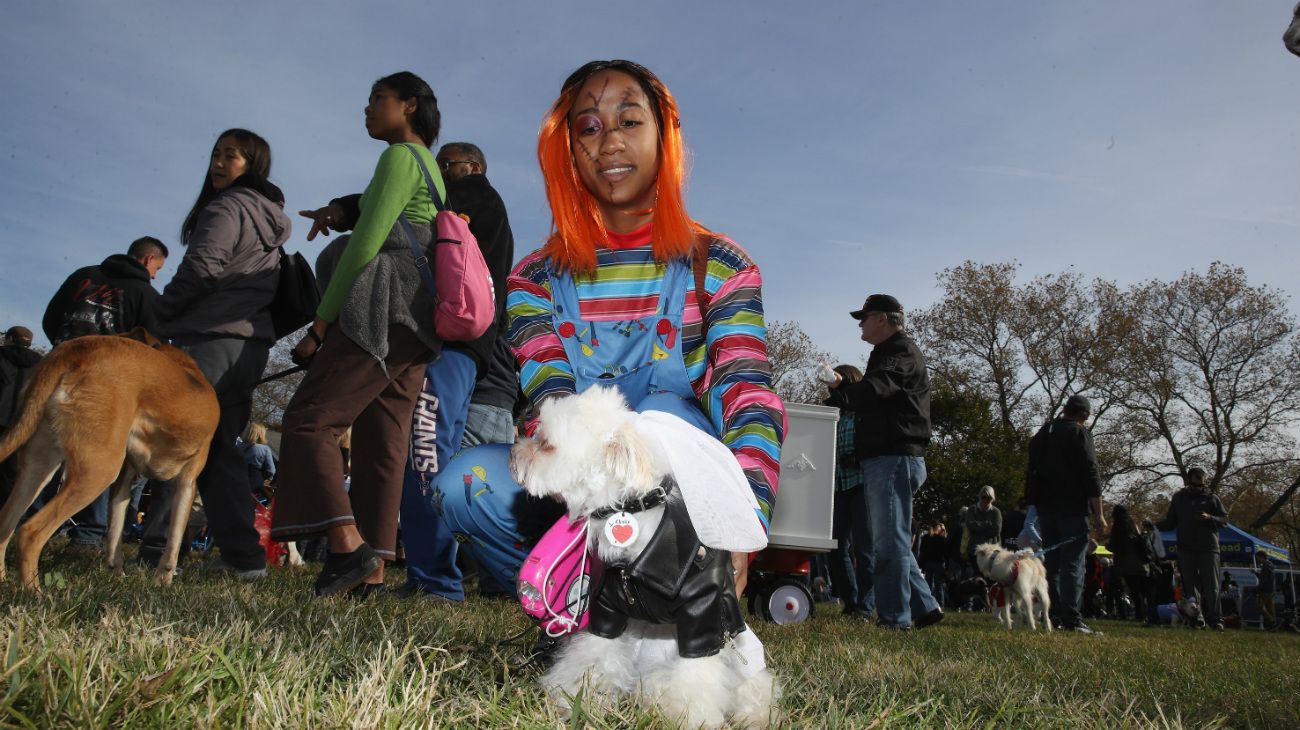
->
[767, 402, 838, 552]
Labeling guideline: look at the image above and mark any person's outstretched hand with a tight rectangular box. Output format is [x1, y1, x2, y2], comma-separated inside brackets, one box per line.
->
[299, 203, 345, 241]
[817, 361, 841, 387]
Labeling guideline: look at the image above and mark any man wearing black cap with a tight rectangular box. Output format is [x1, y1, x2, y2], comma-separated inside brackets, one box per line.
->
[1026, 394, 1109, 634]
[822, 294, 943, 629]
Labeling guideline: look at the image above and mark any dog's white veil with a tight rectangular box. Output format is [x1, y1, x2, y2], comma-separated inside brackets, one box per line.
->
[630, 410, 769, 553]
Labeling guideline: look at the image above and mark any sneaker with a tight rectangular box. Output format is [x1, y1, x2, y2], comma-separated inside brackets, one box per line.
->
[915, 609, 945, 629]
[198, 556, 267, 580]
[1069, 623, 1104, 636]
[346, 583, 387, 601]
[314, 544, 382, 597]
[1210, 623, 1225, 632]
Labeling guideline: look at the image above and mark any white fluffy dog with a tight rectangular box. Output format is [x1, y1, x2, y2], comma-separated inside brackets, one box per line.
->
[973, 543, 1052, 631]
[510, 386, 777, 729]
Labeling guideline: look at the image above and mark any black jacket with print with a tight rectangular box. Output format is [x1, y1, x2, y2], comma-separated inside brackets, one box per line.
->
[587, 490, 744, 658]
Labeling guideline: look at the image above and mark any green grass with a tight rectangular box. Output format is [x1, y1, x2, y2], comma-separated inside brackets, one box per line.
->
[2, 546, 1297, 729]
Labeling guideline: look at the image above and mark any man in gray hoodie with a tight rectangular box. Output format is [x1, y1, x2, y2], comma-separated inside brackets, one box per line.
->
[1156, 467, 1229, 629]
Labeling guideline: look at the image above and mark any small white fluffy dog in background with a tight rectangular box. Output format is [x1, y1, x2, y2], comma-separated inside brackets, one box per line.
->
[510, 386, 777, 729]
[973, 543, 1052, 631]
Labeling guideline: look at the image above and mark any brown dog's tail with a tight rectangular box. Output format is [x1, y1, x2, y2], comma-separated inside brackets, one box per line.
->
[0, 355, 65, 463]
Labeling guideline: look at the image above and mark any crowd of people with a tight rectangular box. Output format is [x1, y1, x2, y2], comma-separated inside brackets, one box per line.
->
[812, 403, 1298, 633]
[0, 58, 1295, 650]
[0, 60, 790, 620]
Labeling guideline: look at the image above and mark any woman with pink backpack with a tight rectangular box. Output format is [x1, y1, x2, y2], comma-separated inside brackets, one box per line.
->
[270, 71, 449, 598]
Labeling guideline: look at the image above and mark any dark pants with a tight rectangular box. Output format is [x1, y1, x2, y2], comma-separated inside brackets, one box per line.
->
[1178, 548, 1221, 626]
[271, 326, 430, 559]
[69, 490, 109, 545]
[1039, 510, 1089, 628]
[923, 561, 947, 608]
[142, 336, 269, 570]
[828, 485, 874, 615]
[1123, 573, 1149, 621]
[1259, 589, 1278, 627]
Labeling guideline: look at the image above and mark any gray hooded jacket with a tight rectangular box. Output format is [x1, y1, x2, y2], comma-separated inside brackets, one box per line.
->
[314, 221, 440, 364]
[158, 186, 291, 342]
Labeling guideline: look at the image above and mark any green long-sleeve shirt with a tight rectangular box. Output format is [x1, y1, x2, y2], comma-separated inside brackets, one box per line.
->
[316, 143, 445, 322]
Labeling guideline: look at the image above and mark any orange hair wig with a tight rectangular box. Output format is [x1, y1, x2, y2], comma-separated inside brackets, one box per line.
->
[537, 60, 710, 274]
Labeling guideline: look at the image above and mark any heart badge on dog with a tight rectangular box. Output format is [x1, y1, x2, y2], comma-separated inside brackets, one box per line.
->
[604, 512, 639, 546]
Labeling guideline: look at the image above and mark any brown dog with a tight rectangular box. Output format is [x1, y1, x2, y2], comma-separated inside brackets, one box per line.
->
[0, 331, 219, 588]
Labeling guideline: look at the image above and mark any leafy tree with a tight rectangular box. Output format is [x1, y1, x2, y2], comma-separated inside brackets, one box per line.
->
[916, 372, 1029, 527]
[913, 260, 1300, 528]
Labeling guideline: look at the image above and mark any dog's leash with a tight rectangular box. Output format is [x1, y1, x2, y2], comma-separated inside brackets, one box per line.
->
[1032, 533, 1087, 560]
[255, 364, 306, 386]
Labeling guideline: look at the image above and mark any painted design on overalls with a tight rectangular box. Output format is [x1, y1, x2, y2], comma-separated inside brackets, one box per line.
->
[557, 321, 599, 357]
[462, 464, 495, 503]
[613, 320, 650, 337]
[653, 318, 677, 361]
[549, 257, 695, 403]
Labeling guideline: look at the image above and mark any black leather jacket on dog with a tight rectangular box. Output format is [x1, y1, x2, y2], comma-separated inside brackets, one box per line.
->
[587, 489, 745, 659]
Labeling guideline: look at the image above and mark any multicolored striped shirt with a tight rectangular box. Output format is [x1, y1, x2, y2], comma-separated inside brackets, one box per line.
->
[507, 229, 787, 528]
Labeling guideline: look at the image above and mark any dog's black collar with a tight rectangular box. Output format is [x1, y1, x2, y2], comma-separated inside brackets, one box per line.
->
[591, 477, 674, 520]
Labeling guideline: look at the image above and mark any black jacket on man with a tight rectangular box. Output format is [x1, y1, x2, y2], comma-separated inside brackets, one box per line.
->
[1025, 417, 1103, 516]
[826, 331, 931, 458]
[42, 254, 159, 345]
[332, 172, 514, 375]
[1155, 487, 1228, 553]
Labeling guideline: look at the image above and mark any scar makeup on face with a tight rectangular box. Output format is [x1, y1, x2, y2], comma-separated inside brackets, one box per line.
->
[572, 77, 611, 166]
[574, 114, 603, 137]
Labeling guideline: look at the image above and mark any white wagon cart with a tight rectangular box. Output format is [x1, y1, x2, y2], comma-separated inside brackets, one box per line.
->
[747, 402, 839, 624]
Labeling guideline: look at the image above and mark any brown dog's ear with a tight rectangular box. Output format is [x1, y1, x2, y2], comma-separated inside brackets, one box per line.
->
[118, 326, 163, 349]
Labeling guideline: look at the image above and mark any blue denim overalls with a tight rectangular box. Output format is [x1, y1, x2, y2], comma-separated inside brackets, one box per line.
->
[436, 254, 714, 596]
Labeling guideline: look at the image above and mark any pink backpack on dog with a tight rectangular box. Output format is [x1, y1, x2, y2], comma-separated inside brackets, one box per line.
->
[517, 516, 592, 636]
[397, 144, 495, 342]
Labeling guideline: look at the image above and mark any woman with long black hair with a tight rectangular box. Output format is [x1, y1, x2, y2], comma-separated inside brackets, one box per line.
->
[151, 128, 290, 577]
[1107, 504, 1153, 621]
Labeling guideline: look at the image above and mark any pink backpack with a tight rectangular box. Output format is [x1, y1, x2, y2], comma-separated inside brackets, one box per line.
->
[398, 144, 495, 342]
[517, 515, 592, 636]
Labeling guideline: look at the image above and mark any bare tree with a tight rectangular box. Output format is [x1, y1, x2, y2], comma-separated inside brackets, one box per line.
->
[1105, 263, 1300, 500]
[764, 319, 833, 405]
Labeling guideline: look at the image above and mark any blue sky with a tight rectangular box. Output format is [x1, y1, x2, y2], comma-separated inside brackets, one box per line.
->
[2, 2, 1297, 363]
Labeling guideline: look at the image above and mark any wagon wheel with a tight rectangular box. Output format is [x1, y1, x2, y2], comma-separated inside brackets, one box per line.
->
[766, 579, 815, 625]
